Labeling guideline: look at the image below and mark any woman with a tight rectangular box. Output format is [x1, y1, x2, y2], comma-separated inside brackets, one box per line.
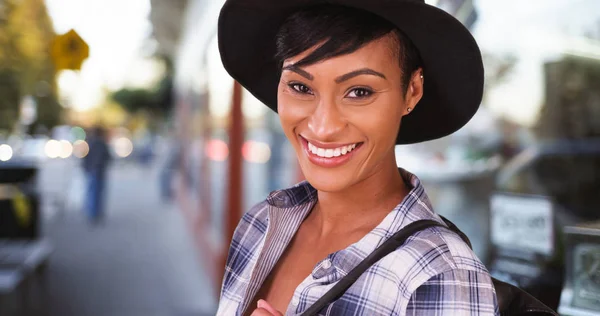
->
[217, 0, 496, 315]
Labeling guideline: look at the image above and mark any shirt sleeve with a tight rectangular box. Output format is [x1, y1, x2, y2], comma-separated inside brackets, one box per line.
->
[405, 269, 500, 316]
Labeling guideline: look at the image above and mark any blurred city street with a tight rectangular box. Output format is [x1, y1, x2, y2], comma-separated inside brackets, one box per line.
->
[27, 158, 217, 316]
[1, 0, 599, 314]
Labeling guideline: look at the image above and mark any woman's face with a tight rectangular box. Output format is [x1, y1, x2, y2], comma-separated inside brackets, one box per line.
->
[278, 34, 423, 192]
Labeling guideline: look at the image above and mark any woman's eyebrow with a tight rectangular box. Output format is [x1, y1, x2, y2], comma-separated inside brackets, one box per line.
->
[282, 65, 314, 80]
[335, 68, 386, 83]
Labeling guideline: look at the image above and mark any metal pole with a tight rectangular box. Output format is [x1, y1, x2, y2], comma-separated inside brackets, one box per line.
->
[221, 81, 244, 277]
[199, 92, 211, 228]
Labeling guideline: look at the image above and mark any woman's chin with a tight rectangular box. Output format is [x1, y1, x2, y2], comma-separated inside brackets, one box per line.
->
[303, 172, 354, 193]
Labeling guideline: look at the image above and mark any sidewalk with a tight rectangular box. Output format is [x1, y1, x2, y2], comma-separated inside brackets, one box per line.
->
[28, 161, 217, 316]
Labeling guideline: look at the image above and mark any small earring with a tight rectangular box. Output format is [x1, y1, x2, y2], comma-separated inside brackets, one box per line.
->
[407, 107, 412, 113]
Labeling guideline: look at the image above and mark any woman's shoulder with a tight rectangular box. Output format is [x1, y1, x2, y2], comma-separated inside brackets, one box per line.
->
[379, 223, 491, 288]
[236, 199, 271, 232]
[416, 224, 488, 272]
[389, 225, 498, 314]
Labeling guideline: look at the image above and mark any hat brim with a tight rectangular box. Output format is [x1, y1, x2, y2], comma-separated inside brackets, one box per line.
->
[218, 0, 484, 144]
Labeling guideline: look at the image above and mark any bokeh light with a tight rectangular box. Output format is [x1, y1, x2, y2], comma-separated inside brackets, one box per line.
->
[242, 141, 271, 164]
[71, 126, 87, 141]
[205, 139, 229, 162]
[73, 140, 90, 158]
[0, 144, 13, 162]
[114, 137, 134, 158]
[45, 140, 61, 158]
[59, 140, 73, 158]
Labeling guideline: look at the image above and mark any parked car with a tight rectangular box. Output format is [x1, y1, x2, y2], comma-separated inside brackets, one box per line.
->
[489, 138, 600, 310]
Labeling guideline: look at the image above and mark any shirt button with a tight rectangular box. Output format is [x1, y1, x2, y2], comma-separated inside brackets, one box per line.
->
[322, 259, 332, 269]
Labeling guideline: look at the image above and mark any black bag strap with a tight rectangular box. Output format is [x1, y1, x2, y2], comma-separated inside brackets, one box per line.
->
[301, 219, 444, 316]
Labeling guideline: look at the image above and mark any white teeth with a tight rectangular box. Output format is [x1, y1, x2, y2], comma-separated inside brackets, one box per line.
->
[308, 141, 359, 158]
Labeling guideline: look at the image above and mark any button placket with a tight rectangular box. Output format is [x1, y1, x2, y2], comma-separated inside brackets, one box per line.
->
[312, 255, 341, 282]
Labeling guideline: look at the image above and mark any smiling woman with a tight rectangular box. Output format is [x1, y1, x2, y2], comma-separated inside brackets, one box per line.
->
[216, 2, 494, 316]
[215, 1, 549, 316]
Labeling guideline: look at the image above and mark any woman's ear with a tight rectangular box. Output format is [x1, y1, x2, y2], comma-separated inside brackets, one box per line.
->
[403, 68, 424, 116]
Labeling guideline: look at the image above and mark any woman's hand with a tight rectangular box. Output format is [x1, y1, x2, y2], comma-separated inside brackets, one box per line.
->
[250, 299, 283, 316]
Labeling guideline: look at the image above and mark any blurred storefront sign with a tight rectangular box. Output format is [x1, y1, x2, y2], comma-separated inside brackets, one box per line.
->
[559, 222, 600, 316]
[489, 193, 560, 308]
[50, 29, 89, 71]
[491, 193, 554, 256]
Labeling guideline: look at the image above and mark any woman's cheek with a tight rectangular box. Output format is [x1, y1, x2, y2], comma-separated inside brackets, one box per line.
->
[278, 95, 314, 126]
[350, 99, 402, 148]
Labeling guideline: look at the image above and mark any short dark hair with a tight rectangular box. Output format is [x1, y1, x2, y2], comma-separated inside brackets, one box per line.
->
[275, 5, 423, 93]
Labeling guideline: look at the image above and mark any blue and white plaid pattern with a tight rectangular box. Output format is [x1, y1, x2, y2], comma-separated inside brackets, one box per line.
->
[217, 169, 499, 315]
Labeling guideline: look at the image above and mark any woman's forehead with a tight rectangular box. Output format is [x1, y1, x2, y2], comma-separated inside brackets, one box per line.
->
[282, 35, 402, 79]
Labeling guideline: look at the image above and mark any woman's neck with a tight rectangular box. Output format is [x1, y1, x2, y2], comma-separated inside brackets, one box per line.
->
[311, 156, 409, 237]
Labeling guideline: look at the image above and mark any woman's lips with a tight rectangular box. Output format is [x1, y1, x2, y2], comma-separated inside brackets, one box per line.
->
[299, 136, 362, 168]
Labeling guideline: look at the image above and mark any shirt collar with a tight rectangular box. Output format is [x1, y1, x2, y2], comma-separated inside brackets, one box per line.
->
[266, 180, 317, 208]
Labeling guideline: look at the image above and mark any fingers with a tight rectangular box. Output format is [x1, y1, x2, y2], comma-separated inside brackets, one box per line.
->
[250, 308, 277, 316]
[250, 299, 283, 316]
[257, 299, 282, 315]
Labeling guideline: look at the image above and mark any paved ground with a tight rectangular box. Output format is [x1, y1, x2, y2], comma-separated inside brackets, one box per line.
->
[4, 159, 217, 316]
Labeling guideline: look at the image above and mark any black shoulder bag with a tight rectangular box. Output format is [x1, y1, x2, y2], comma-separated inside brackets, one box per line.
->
[301, 218, 558, 316]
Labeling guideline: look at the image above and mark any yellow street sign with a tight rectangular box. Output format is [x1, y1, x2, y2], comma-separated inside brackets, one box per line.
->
[50, 29, 89, 71]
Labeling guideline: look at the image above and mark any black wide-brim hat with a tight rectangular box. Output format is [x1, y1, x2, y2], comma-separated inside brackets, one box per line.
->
[218, 0, 484, 144]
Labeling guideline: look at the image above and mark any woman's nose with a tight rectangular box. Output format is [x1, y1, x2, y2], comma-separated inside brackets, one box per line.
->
[308, 99, 346, 140]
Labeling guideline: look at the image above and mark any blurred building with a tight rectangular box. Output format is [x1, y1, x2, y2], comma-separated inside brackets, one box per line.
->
[149, 0, 189, 58]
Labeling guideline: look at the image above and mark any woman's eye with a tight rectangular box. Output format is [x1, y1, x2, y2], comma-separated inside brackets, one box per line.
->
[347, 88, 373, 98]
[289, 83, 312, 95]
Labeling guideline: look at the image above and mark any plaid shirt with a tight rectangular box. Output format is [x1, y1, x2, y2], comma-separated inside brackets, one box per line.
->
[217, 169, 499, 315]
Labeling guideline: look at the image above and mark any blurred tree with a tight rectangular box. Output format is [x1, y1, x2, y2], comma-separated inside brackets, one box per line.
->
[111, 57, 174, 129]
[0, 71, 20, 131]
[112, 88, 158, 114]
[0, 0, 20, 131]
[0, 0, 61, 132]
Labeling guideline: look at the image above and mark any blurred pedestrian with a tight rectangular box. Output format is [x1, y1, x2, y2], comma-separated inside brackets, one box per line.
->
[159, 140, 182, 202]
[82, 126, 112, 224]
